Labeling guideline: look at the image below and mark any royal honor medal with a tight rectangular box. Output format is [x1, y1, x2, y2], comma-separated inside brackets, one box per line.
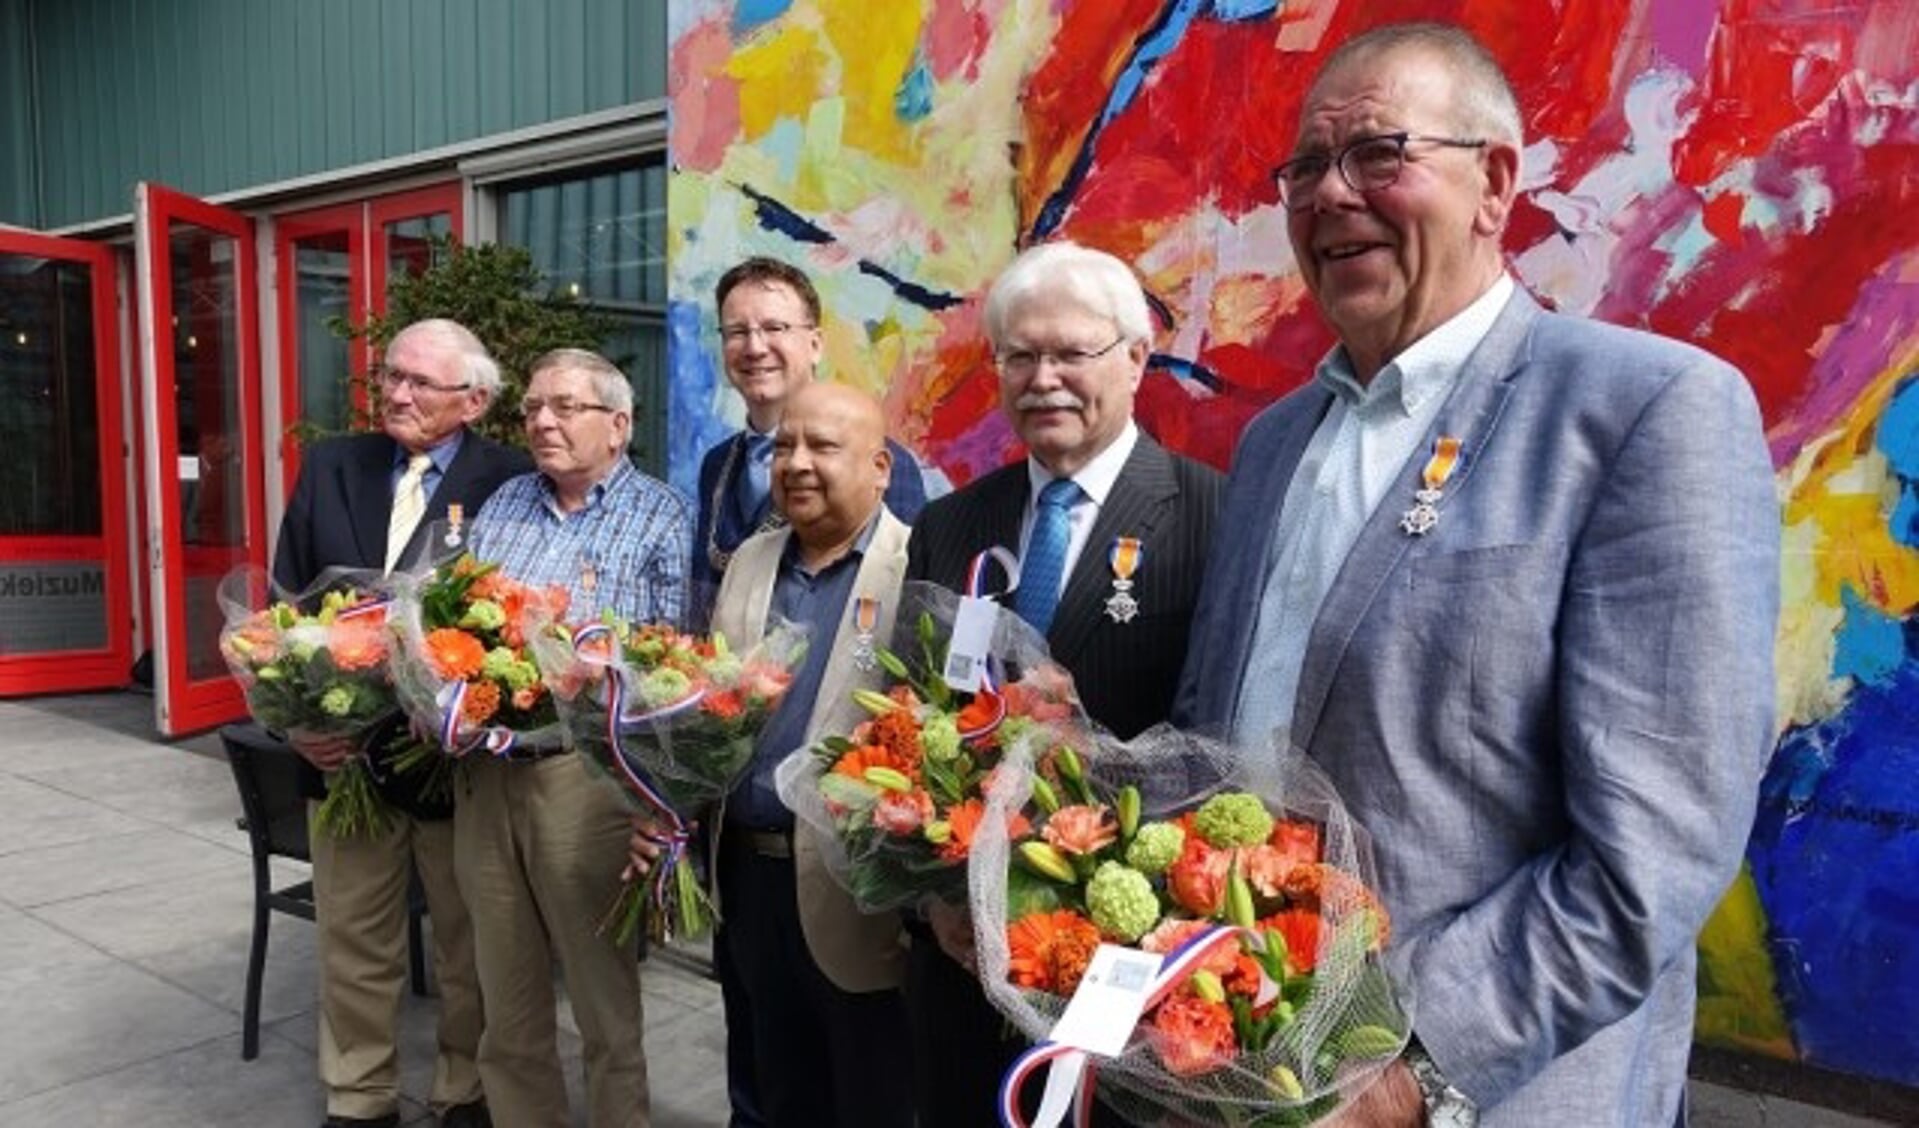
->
[1399, 436, 1462, 537]
[851, 594, 881, 672]
[1103, 536, 1143, 623]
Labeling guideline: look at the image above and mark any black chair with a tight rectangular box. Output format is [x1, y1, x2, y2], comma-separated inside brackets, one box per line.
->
[222, 723, 428, 1061]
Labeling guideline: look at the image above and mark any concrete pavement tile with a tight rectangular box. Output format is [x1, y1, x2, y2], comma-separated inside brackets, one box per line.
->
[28, 748, 246, 843]
[0, 959, 235, 1104]
[641, 1008, 730, 1128]
[0, 904, 112, 988]
[0, 1028, 370, 1128]
[31, 864, 262, 961]
[137, 920, 320, 1023]
[0, 776, 147, 858]
[0, 828, 245, 908]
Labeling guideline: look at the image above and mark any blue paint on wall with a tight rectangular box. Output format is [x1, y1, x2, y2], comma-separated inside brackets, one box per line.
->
[896, 55, 934, 122]
[1833, 586, 1907, 687]
[1749, 664, 1919, 1083]
[733, 0, 793, 35]
[667, 299, 734, 498]
[1879, 375, 1919, 547]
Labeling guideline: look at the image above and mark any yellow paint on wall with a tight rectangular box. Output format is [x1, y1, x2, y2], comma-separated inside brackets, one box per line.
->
[729, 24, 831, 141]
[818, 0, 925, 164]
[1696, 866, 1795, 1059]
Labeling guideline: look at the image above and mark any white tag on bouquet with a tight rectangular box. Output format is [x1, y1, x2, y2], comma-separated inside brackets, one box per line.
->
[942, 594, 998, 693]
[1046, 943, 1163, 1058]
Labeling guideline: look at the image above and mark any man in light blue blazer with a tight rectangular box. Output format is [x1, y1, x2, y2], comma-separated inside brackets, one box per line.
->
[1176, 23, 1779, 1126]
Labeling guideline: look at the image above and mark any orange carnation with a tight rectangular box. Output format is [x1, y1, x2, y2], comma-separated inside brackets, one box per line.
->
[327, 616, 389, 671]
[1007, 910, 1102, 995]
[424, 628, 487, 680]
[941, 797, 1030, 861]
[1042, 804, 1118, 855]
[1146, 994, 1237, 1076]
[866, 707, 925, 769]
[831, 743, 919, 783]
[460, 679, 502, 725]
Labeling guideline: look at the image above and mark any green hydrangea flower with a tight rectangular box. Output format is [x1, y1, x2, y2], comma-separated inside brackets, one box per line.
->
[638, 666, 693, 710]
[1193, 792, 1274, 849]
[459, 599, 506, 631]
[1125, 821, 1186, 875]
[920, 714, 961, 763]
[319, 684, 356, 717]
[705, 653, 743, 687]
[1086, 862, 1160, 942]
[481, 646, 539, 692]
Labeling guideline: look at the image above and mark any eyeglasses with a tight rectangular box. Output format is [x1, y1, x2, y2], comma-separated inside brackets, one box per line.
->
[377, 367, 472, 395]
[718, 320, 815, 346]
[1272, 132, 1487, 210]
[519, 396, 616, 421]
[995, 336, 1127, 375]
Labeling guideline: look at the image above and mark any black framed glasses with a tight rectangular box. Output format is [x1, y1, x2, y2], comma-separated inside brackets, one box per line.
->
[1273, 132, 1487, 210]
[377, 367, 472, 395]
[718, 320, 815, 347]
[519, 396, 616, 421]
[994, 336, 1127, 375]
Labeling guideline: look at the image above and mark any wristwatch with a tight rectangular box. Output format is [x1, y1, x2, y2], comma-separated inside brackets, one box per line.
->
[1404, 1037, 1478, 1127]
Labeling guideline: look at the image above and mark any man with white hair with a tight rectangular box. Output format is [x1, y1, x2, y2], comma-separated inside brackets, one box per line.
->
[462, 347, 693, 1128]
[900, 241, 1222, 1126]
[1179, 22, 1777, 1125]
[273, 317, 528, 1128]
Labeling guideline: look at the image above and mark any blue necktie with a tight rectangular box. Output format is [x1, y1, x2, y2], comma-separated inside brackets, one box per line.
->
[1014, 478, 1081, 635]
[737, 432, 774, 520]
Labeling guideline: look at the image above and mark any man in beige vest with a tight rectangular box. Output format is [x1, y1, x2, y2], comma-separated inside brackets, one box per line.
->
[633, 382, 913, 1125]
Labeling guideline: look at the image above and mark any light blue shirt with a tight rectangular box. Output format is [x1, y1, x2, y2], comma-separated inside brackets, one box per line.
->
[391, 430, 465, 505]
[1232, 275, 1514, 748]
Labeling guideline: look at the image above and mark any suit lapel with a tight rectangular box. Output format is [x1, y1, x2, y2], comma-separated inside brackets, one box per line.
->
[1288, 290, 1541, 749]
[807, 510, 910, 742]
[1048, 437, 1176, 665]
[963, 467, 1027, 597]
[346, 435, 398, 569]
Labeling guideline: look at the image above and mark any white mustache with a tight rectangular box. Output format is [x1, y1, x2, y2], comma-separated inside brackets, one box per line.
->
[1015, 391, 1084, 411]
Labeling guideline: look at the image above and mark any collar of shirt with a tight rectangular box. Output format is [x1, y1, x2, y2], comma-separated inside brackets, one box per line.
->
[393, 429, 465, 475]
[536, 457, 636, 519]
[778, 507, 881, 577]
[1024, 419, 1139, 510]
[1316, 273, 1516, 416]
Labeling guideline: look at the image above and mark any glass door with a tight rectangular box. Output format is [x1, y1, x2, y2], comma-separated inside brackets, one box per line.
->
[134, 183, 270, 734]
[0, 228, 132, 695]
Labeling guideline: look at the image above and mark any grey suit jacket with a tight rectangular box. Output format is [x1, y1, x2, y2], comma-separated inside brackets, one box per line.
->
[1177, 290, 1779, 1124]
[710, 507, 911, 994]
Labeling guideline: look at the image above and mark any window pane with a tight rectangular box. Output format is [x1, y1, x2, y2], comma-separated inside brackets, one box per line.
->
[386, 212, 453, 285]
[0, 256, 101, 536]
[500, 157, 668, 475]
[292, 230, 353, 434]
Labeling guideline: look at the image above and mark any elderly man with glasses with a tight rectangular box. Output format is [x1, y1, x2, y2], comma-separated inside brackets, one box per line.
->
[1178, 22, 1778, 1125]
[272, 317, 529, 1128]
[899, 240, 1222, 1127]
[459, 347, 693, 1128]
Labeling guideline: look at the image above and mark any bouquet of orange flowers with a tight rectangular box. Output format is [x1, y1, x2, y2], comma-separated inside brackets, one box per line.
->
[387, 553, 573, 790]
[776, 581, 1089, 912]
[974, 728, 1411, 1127]
[532, 616, 807, 944]
[218, 568, 401, 838]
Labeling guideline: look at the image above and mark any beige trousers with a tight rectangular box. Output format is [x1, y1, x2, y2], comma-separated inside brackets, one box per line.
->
[309, 804, 484, 1119]
[454, 753, 649, 1128]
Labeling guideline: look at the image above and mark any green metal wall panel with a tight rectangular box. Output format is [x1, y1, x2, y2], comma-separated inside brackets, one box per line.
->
[0, 1, 39, 225]
[8, 0, 664, 229]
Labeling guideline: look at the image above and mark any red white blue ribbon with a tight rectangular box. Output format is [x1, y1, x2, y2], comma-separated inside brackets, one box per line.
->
[961, 547, 1018, 703]
[998, 925, 1251, 1128]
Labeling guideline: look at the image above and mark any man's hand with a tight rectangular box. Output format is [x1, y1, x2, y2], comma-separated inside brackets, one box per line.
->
[626, 814, 666, 882]
[926, 899, 977, 972]
[286, 730, 357, 773]
[1325, 1059, 1424, 1128]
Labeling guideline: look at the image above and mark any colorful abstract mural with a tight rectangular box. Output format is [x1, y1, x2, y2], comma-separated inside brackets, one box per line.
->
[666, 0, 1919, 1088]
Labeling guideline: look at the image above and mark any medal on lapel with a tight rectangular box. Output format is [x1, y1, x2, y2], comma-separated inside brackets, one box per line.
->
[443, 503, 465, 548]
[851, 594, 881, 672]
[1103, 536, 1143, 623]
[1400, 436, 1463, 537]
[580, 549, 599, 594]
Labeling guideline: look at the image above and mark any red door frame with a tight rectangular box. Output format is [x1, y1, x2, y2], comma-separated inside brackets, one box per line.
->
[273, 201, 366, 487]
[135, 183, 270, 734]
[367, 182, 464, 319]
[0, 228, 133, 695]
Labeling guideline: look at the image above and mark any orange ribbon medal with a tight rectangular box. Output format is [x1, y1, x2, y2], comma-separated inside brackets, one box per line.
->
[444, 502, 465, 548]
[1104, 536, 1143, 623]
[851, 594, 881, 671]
[1399, 436, 1462, 537]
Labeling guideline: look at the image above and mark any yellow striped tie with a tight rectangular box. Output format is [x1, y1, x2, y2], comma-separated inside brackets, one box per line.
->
[384, 452, 433, 573]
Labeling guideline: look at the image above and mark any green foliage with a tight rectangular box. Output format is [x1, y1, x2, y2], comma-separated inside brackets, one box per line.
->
[328, 236, 614, 448]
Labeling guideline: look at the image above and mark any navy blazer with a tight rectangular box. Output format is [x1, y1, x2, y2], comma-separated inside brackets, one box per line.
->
[906, 434, 1220, 741]
[1177, 290, 1779, 1122]
[271, 429, 530, 812]
[691, 429, 926, 619]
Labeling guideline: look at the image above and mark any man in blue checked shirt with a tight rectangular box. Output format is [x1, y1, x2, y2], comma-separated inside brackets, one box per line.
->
[458, 347, 692, 1128]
